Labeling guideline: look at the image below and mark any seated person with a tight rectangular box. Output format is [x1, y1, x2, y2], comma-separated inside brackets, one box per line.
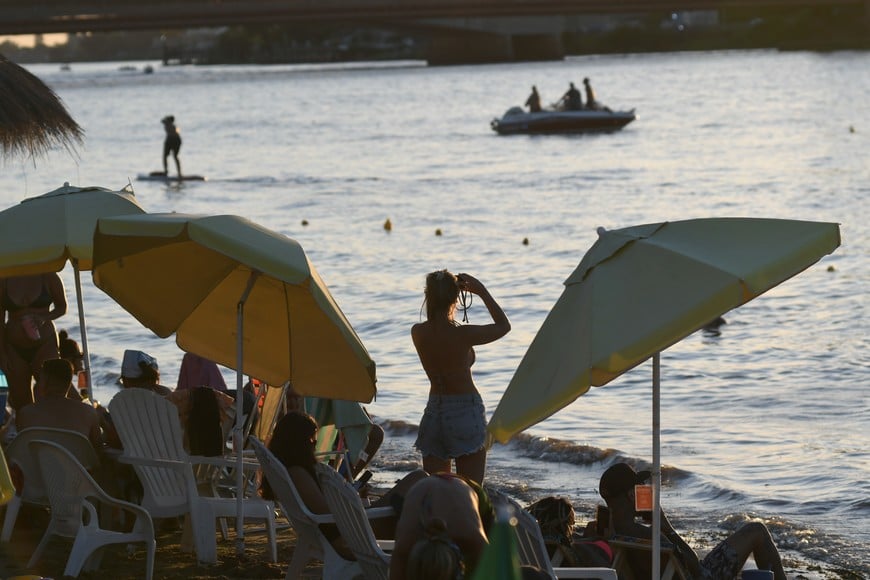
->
[390, 472, 494, 580]
[176, 352, 227, 392]
[166, 386, 236, 456]
[120, 349, 171, 396]
[599, 463, 786, 580]
[15, 357, 101, 449]
[261, 411, 427, 558]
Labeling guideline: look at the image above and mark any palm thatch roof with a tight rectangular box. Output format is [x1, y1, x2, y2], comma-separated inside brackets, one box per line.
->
[0, 53, 83, 159]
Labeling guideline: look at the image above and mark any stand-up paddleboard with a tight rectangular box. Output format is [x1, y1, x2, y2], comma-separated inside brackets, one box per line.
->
[137, 171, 206, 182]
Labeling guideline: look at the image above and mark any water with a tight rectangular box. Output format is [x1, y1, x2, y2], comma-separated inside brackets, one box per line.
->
[3, 50, 868, 576]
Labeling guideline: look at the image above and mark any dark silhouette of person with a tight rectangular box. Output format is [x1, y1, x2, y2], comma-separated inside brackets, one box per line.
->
[599, 463, 786, 580]
[560, 82, 583, 110]
[161, 115, 182, 178]
[583, 77, 599, 110]
[525, 86, 542, 112]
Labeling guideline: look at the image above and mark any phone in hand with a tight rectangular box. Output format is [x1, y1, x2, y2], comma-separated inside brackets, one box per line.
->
[353, 470, 373, 491]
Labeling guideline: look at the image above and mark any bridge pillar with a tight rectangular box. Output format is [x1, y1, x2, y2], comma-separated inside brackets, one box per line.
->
[426, 31, 513, 65]
[425, 31, 563, 65]
[511, 34, 564, 61]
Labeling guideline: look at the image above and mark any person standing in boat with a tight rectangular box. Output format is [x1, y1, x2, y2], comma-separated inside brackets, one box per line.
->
[525, 85, 542, 112]
[161, 115, 182, 178]
[583, 77, 599, 110]
[560, 82, 583, 110]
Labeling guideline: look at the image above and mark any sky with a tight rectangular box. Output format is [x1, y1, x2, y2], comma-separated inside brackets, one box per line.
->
[0, 33, 68, 48]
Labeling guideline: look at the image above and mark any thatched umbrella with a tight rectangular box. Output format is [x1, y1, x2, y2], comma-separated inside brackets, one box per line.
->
[0, 53, 83, 159]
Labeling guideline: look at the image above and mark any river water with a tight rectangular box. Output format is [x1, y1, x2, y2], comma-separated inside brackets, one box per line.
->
[3, 50, 868, 576]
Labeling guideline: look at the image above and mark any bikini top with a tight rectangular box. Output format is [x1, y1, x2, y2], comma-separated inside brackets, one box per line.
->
[2, 278, 53, 312]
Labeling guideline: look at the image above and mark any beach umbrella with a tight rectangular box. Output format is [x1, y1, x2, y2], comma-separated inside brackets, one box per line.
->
[470, 504, 522, 580]
[487, 217, 840, 578]
[0, 183, 146, 401]
[305, 397, 374, 469]
[0, 54, 83, 159]
[91, 212, 377, 553]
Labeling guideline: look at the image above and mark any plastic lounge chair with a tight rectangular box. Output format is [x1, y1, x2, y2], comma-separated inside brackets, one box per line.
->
[107, 388, 276, 564]
[249, 436, 362, 580]
[1, 427, 100, 542]
[487, 489, 617, 580]
[314, 462, 395, 580]
[27, 439, 156, 579]
[608, 535, 689, 580]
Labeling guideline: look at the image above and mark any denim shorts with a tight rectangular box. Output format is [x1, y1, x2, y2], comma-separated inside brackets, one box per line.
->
[414, 392, 486, 460]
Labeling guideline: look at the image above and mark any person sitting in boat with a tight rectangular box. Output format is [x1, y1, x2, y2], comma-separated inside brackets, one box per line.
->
[525, 85, 542, 112]
[559, 82, 583, 111]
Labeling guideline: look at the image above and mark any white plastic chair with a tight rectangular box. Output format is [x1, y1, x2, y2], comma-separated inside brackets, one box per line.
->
[1, 426, 100, 542]
[487, 489, 617, 580]
[315, 462, 394, 580]
[250, 436, 364, 580]
[28, 439, 156, 579]
[107, 388, 276, 564]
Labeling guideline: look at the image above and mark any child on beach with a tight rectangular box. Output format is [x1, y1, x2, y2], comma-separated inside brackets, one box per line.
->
[411, 270, 510, 485]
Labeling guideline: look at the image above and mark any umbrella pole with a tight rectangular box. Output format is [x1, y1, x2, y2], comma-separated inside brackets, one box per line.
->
[235, 272, 259, 556]
[72, 260, 94, 402]
[652, 353, 661, 580]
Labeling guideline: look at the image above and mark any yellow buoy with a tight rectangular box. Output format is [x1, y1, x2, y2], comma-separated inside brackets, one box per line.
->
[383, 218, 392, 231]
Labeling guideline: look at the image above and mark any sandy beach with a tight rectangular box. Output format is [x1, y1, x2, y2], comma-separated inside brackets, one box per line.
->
[0, 496, 864, 580]
[0, 503, 318, 580]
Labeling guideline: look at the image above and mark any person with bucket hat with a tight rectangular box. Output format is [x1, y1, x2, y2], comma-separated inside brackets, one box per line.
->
[599, 463, 786, 580]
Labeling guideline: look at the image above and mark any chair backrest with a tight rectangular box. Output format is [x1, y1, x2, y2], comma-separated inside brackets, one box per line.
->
[250, 436, 323, 541]
[315, 462, 389, 580]
[487, 488, 555, 575]
[28, 439, 102, 538]
[107, 388, 193, 515]
[609, 536, 689, 580]
[253, 383, 287, 443]
[5, 427, 99, 503]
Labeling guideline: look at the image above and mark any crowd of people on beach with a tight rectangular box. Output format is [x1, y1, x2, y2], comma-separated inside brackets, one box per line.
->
[0, 268, 788, 579]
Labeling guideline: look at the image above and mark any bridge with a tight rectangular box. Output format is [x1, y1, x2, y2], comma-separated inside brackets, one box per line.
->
[3, 0, 867, 64]
[2, 0, 865, 35]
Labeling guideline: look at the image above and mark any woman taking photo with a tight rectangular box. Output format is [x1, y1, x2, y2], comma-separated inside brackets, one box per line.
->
[412, 270, 510, 485]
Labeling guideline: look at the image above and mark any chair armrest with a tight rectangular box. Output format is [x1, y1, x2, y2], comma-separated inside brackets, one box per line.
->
[553, 568, 617, 580]
[363, 506, 395, 520]
[189, 454, 261, 470]
[376, 539, 395, 551]
[116, 455, 189, 471]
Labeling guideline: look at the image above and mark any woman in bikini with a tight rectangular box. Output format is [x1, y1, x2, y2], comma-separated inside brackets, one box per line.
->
[412, 270, 510, 485]
[0, 273, 67, 410]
